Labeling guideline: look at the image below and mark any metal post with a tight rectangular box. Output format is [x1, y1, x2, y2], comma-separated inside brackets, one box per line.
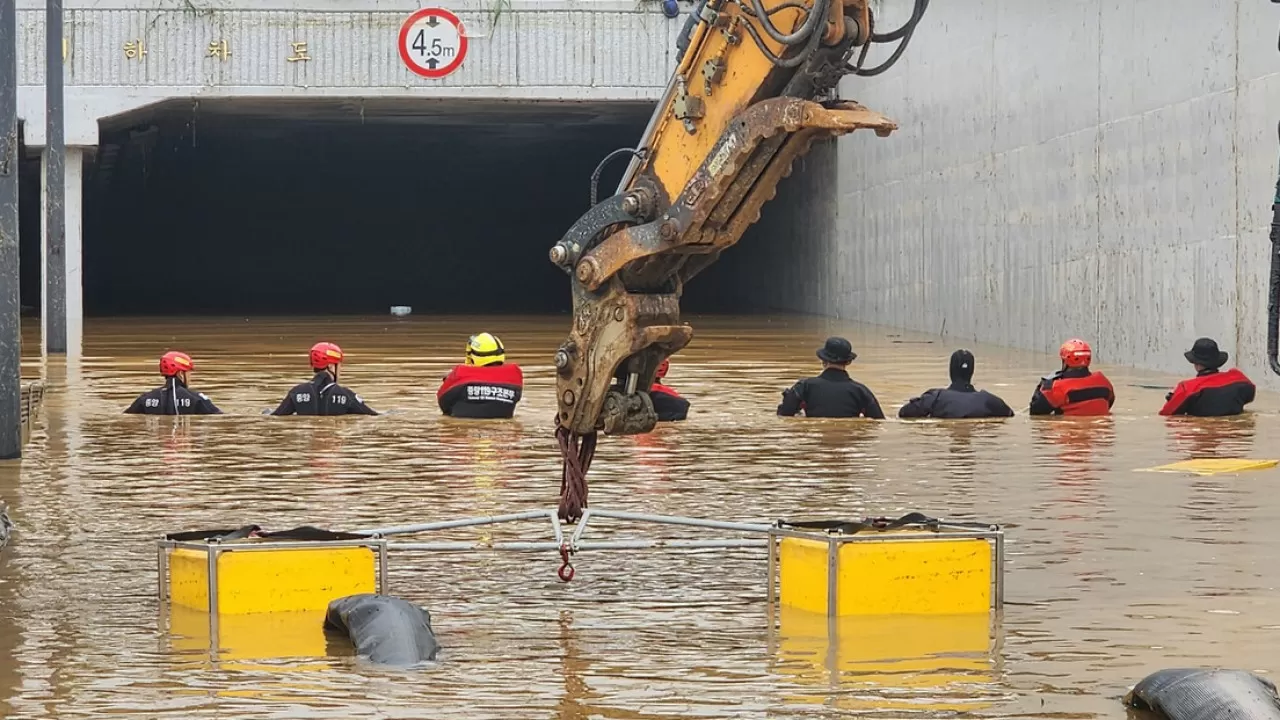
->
[44, 0, 66, 354]
[0, 0, 20, 460]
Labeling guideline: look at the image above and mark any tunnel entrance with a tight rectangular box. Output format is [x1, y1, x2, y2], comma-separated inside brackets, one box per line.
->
[85, 98, 656, 316]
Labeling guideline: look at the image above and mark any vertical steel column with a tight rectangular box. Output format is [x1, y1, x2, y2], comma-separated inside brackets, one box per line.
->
[44, 0, 65, 354]
[0, 0, 20, 459]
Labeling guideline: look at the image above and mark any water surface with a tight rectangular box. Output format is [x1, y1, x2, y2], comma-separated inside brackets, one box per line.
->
[2, 314, 1277, 719]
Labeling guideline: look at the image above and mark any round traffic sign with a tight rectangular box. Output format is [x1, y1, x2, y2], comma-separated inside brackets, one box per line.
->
[398, 7, 468, 79]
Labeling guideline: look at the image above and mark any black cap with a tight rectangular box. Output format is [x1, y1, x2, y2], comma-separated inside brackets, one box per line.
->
[950, 349, 975, 382]
[1184, 337, 1227, 368]
[816, 336, 856, 364]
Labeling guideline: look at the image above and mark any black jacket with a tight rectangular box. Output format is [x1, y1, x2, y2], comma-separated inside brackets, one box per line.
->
[125, 379, 222, 415]
[649, 384, 690, 422]
[777, 368, 885, 419]
[899, 382, 1014, 419]
[272, 372, 378, 416]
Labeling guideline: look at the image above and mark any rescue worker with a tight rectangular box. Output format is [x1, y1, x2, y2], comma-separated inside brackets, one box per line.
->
[437, 332, 524, 418]
[271, 342, 378, 416]
[1029, 338, 1115, 416]
[899, 349, 1015, 419]
[124, 351, 222, 415]
[777, 337, 885, 419]
[1158, 337, 1256, 416]
[648, 359, 690, 422]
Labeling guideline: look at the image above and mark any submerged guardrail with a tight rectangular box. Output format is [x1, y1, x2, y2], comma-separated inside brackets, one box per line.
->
[19, 382, 44, 440]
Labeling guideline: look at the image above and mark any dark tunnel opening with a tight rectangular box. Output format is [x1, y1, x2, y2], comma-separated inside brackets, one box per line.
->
[37, 97, 816, 319]
[85, 98, 661, 316]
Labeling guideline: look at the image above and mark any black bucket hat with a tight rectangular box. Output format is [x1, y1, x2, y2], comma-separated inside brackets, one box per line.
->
[816, 336, 856, 364]
[1184, 337, 1227, 369]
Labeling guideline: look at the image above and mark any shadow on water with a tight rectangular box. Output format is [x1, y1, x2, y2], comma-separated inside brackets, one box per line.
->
[1, 315, 1278, 719]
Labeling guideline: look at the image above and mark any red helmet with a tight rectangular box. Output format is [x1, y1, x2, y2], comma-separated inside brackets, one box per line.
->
[656, 359, 670, 379]
[159, 351, 193, 377]
[310, 342, 344, 370]
[1059, 339, 1092, 368]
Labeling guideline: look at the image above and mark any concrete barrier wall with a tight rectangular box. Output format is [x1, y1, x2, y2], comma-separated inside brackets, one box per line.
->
[15, 0, 681, 144]
[766, 0, 1280, 384]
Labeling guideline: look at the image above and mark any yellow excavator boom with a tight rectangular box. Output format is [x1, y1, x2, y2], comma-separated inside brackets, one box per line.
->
[548, 0, 931, 521]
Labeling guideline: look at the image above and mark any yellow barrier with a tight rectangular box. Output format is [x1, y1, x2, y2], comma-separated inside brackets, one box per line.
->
[766, 519, 1003, 712]
[157, 536, 388, 656]
[165, 543, 381, 615]
[769, 524, 1003, 616]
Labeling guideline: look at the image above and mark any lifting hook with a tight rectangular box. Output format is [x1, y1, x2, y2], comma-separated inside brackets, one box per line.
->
[558, 542, 576, 582]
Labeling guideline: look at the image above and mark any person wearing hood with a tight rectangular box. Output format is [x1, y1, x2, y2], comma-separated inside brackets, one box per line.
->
[125, 351, 222, 415]
[777, 337, 885, 419]
[899, 350, 1015, 419]
[1159, 338, 1255, 416]
[271, 342, 378, 416]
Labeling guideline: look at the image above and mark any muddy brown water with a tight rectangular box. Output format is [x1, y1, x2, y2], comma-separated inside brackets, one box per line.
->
[2, 314, 1277, 719]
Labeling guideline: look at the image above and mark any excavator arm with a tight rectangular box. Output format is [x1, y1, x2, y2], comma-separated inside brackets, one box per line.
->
[549, 0, 931, 521]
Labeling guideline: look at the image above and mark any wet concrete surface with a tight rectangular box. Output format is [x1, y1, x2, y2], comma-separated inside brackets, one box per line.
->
[1, 314, 1277, 719]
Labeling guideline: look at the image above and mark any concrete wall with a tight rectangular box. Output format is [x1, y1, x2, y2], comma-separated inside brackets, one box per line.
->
[759, 0, 1280, 384]
[15, 0, 681, 145]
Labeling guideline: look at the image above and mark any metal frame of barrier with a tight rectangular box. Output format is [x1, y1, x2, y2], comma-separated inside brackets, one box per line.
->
[358, 507, 773, 554]
[765, 524, 1005, 615]
[156, 537, 390, 646]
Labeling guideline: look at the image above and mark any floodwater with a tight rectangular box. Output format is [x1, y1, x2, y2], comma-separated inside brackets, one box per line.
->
[2, 314, 1278, 719]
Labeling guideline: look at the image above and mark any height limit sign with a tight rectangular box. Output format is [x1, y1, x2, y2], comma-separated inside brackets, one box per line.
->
[398, 7, 468, 79]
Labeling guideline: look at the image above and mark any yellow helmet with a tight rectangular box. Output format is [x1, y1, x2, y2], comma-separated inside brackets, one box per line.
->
[466, 332, 505, 366]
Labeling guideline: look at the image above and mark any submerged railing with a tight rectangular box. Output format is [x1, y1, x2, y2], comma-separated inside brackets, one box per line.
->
[19, 382, 44, 440]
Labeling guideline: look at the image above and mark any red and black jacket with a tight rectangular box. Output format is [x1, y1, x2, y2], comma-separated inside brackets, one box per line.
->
[648, 382, 689, 422]
[1029, 368, 1115, 416]
[437, 364, 523, 419]
[1159, 367, 1255, 417]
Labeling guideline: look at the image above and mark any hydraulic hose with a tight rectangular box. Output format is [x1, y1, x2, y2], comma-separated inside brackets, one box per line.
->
[871, 0, 927, 43]
[850, 0, 930, 77]
[746, 0, 828, 47]
[590, 147, 643, 207]
[1268, 120, 1280, 375]
[738, 0, 829, 68]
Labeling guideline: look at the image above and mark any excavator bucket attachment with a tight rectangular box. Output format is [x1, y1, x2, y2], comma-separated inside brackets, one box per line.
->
[553, 97, 896, 438]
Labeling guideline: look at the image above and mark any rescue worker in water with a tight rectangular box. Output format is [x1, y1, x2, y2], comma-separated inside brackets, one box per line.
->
[649, 359, 690, 422]
[777, 337, 885, 419]
[1159, 337, 1256, 416]
[125, 351, 223, 415]
[1029, 339, 1115, 416]
[271, 342, 378, 416]
[899, 350, 1015, 419]
[437, 332, 524, 418]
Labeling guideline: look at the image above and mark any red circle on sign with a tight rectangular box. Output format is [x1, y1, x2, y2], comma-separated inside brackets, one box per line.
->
[398, 7, 469, 79]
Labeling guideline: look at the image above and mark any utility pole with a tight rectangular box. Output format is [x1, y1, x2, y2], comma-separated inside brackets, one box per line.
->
[45, 0, 65, 354]
[0, 0, 21, 459]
